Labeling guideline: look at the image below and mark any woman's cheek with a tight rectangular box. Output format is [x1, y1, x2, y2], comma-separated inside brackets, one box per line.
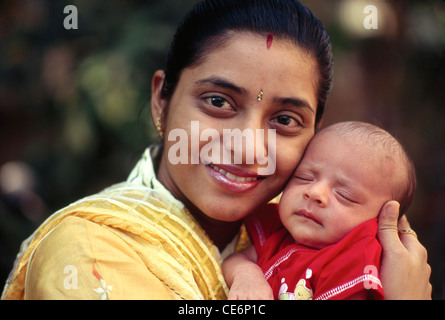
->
[275, 139, 308, 180]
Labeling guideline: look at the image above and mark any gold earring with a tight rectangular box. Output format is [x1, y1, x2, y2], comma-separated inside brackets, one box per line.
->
[257, 89, 264, 102]
[156, 116, 163, 137]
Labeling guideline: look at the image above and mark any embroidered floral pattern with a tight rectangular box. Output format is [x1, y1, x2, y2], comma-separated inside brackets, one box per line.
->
[92, 264, 113, 300]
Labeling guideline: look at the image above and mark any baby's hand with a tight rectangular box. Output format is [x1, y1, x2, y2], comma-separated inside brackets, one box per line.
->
[223, 246, 273, 300]
[227, 271, 274, 300]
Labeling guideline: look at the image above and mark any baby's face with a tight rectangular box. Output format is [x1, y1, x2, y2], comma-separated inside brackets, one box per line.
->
[279, 131, 393, 249]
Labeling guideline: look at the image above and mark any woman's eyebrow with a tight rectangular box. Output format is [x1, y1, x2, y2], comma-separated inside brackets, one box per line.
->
[273, 97, 315, 114]
[195, 76, 246, 94]
[195, 77, 315, 114]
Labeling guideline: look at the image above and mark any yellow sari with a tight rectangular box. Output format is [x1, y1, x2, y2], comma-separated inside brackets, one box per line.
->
[2, 146, 244, 300]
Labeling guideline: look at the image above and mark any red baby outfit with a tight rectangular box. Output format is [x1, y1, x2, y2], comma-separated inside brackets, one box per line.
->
[246, 204, 384, 300]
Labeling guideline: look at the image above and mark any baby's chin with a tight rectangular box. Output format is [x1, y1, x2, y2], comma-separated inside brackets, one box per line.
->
[292, 233, 332, 250]
[289, 224, 335, 250]
[293, 227, 347, 250]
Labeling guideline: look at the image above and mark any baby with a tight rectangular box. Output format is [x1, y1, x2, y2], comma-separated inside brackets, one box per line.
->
[223, 121, 416, 300]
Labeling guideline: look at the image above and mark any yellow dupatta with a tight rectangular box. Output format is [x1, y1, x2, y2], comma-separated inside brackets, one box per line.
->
[2, 146, 230, 300]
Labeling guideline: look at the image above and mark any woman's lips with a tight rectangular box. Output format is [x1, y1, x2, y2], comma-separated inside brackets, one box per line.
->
[208, 163, 263, 181]
[205, 163, 265, 193]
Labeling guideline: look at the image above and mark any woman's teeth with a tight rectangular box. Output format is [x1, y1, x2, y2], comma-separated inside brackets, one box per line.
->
[208, 164, 259, 182]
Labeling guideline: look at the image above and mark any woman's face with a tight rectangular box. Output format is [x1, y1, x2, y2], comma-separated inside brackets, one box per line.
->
[155, 32, 319, 222]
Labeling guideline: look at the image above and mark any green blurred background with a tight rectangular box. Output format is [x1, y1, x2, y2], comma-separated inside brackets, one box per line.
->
[0, 0, 444, 299]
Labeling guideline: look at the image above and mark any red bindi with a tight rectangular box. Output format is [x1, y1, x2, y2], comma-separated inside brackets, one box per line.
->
[266, 32, 274, 49]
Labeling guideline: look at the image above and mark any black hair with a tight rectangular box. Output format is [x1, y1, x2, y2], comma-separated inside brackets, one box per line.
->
[161, 0, 333, 126]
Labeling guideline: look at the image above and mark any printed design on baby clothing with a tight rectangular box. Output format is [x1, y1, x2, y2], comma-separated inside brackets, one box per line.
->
[278, 268, 314, 300]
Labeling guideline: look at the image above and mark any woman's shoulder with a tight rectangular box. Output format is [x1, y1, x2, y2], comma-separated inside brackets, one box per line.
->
[24, 215, 172, 299]
[30, 215, 124, 258]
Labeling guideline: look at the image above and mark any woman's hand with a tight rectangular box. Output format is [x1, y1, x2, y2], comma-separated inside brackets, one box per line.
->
[377, 201, 432, 299]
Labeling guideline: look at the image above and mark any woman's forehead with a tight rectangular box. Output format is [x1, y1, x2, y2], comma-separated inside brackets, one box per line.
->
[184, 32, 319, 105]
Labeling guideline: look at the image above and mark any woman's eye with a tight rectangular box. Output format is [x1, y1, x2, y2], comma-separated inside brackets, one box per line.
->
[206, 96, 231, 109]
[277, 115, 292, 125]
[272, 115, 303, 128]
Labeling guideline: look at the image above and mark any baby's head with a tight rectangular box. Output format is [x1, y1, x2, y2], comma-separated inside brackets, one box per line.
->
[279, 121, 416, 249]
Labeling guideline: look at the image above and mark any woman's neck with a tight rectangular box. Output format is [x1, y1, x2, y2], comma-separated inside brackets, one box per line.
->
[156, 158, 242, 251]
[184, 200, 243, 252]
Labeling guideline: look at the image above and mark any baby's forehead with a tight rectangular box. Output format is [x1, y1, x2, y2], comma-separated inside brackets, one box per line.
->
[316, 123, 397, 153]
[313, 123, 408, 187]
[314, 126, 399, 167]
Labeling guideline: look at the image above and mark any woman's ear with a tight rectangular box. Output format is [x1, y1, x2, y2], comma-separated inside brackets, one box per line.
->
[151, 70, 167, 128]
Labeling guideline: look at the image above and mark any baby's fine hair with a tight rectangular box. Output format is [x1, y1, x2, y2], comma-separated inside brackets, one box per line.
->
[322, 121, 417, 216]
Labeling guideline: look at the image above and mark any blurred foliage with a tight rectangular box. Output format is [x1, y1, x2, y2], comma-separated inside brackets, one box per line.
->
[0, 0, 200, 294]
[0, 0, 444, 299]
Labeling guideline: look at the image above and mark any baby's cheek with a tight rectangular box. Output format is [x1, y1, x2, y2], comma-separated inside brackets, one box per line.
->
[327, 218, 355, 243]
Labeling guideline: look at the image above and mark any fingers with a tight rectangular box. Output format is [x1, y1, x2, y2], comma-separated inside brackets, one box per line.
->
[227, 292, 239, 300]
[377, 201, 402, 250]
[227, 291, 273, 300]
[378, 201, 432, 299]
[397, 215, 419, 251]
[396, 212, 432, 298]
[378, 200, 400, 231]
[397, 215, 411, 230]
[378, 201, 427, 261]
[397, 214, 428, 268]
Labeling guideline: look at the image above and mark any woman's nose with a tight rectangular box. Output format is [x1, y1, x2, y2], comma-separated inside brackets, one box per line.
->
[223, 113, 270, 165]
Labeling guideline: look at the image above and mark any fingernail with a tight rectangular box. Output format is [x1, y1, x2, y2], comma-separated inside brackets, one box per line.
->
[386, 201, 399, 218]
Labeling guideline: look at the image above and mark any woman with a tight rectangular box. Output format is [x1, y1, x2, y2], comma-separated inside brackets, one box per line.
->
[2, 0, 431, 299]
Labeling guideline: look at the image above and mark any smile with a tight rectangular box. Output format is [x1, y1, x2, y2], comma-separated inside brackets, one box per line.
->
[206, 163, 265, 194]
[207, 164, 263, 182]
